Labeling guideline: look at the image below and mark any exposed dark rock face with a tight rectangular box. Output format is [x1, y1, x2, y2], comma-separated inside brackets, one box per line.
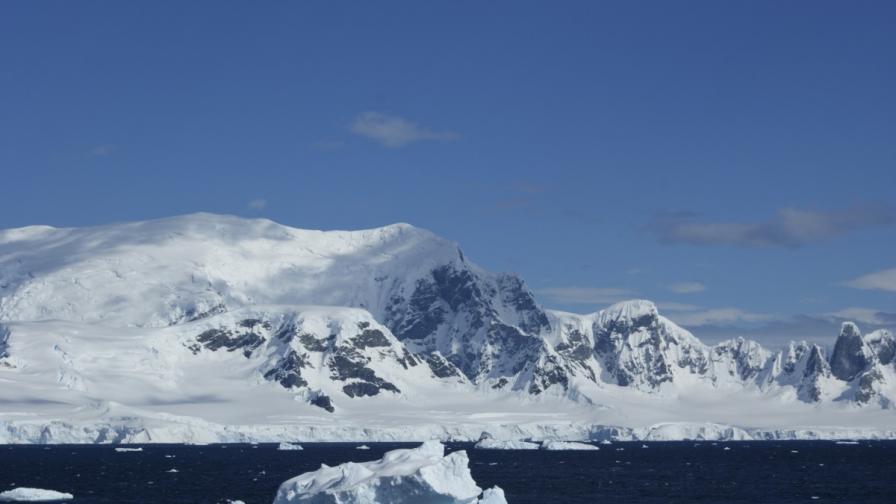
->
[309, 392, 335, 412]
[594, 311, 678, 388]
[496, 274, 550, 334]
[0, 324, 9, 360]
[397, 348, 420, 370]
[555, 329, 594, 362]
[181, 303, 227, 323]
[425, 352, 464, 379]
[328, 348, 400, 397]
[865, 330, 895, 366]
[352, 327, 391, 348]
[192, 319, 268, 357]
[800, 345, 832, 402]
[855, 367, 884, 404]
[830, 323, 873, 381]
[712, 338, 767, 382]
[526, 354, 569, 394]
[383, 263, 553, 388]
[263, 350, 310, 389]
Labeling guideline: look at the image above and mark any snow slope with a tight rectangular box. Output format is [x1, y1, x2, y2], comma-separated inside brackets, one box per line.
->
[0, 213, 894, 443]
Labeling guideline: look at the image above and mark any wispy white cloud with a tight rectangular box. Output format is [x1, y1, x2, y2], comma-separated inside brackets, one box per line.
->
[844, 267, 896, 292]
[536, 287, 634, 305]
[349, 112, 457, 148]
[649, 206, 895, 248]
[827, 307, 896, 326]
[247, 198, 267, 211]
[666, 282, 706, 294]
[670, 307, 773, 327]
[656, 301, 702, 312]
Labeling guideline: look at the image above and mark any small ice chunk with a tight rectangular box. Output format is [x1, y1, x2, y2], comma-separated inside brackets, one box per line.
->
[599, 440, 612, 445]
[166, 468, 178, 473]
[356, 445, 371, 450]
[478, 486, 507, 504]
[114, 447, 143, 452]
[278, 442, 304, 451]
[0, 488, 74, 502]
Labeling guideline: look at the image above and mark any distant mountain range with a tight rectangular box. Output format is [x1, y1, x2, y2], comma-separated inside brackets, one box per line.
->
[0, 213, 893, 443]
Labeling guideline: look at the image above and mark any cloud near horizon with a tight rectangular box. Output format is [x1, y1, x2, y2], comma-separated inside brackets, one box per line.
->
[844, 267, 896, 292]
[649, 206, 895, 248]
[247, 198, 267, 211]
[666, 282, 706, 294]
[349, 112, 457, 148]
[536, 286, 634, 305]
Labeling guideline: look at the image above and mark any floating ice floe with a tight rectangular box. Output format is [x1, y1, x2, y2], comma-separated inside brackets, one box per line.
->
[356, 445, 370, 450]
[473, 438, 539, 450]
[278, 442, 304, 451]
[114, 447, 143, 452]
[0, 488, 74, 502]
[540, 440, 599, 451]
[273, 441, 506, 503]
[835, 441, 859, 445]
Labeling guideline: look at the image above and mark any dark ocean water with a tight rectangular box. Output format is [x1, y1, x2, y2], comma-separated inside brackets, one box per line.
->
[0, 441, 893, 503]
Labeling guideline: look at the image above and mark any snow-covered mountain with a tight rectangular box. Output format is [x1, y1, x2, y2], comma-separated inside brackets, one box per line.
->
[0, 213, 894, 443]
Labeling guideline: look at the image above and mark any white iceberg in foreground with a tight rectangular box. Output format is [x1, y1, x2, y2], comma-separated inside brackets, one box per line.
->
[278, 442, 304, 451]
[0, 488, 73, 502]
[473, 438, 539, 450]
[540, 440, 599, 451]
[273, 441, 506, 503]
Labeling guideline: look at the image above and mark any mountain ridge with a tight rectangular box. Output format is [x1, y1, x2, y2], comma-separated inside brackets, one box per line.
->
[1, 213, 894, 442]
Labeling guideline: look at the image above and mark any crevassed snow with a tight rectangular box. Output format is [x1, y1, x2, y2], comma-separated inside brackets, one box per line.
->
[0, 488, 73, 502]
[273, 441, 505, 503]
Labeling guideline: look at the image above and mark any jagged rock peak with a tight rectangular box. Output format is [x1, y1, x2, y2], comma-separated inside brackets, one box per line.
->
[830, 322, 874, 382]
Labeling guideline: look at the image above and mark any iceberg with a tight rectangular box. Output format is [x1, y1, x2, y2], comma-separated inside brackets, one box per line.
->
[278, 442, 304, 451]
[473, 438, 539, 450]
[540, 440, 599, 451]
[114, 447, 143, 452]
[0, 488, 73, 502]
[273, 441, 506, 503]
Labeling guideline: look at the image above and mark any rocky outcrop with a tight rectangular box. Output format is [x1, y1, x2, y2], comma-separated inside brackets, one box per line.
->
[830, 322, 875, 381]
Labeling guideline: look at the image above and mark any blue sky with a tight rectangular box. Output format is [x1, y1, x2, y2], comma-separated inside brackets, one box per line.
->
[1, 1, 894, 346]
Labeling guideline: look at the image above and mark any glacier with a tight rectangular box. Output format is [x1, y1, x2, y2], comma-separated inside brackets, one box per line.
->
[0, 213, 894, 443]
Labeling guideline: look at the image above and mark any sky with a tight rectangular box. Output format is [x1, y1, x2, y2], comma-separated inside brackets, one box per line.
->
[1, 1, 894, 347]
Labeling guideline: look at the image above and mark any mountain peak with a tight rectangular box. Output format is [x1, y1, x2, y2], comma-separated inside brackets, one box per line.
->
[831, 322, 874, 381]
[601, 299, 659, 320]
